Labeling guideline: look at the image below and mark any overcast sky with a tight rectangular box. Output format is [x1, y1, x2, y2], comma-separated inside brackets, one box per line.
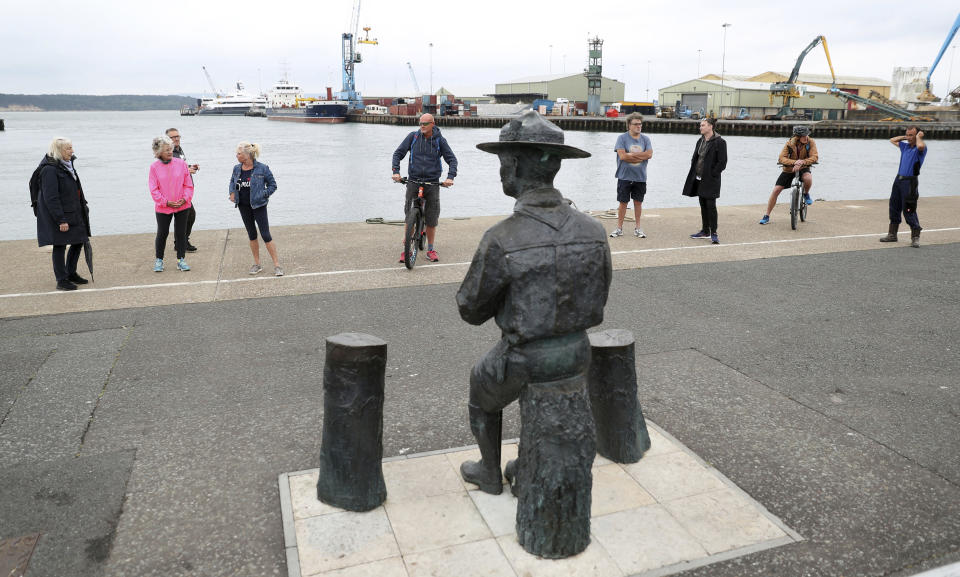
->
[2, 1, 957, 101]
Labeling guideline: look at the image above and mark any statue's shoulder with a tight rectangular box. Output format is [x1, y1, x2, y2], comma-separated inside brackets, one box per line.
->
[564, 206, 606, 237]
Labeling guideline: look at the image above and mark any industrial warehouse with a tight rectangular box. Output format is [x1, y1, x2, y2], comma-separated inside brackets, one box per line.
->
[658, 72, 891, 121]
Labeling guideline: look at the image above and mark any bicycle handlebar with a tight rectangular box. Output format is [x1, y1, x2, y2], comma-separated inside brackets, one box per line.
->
[396, 176, 449, 187]
[777, 162, 819, 167]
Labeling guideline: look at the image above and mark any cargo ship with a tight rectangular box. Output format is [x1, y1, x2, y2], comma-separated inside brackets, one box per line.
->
[266, 87, 348, 123]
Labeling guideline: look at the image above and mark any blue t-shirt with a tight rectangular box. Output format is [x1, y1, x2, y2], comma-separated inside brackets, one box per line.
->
[615, 132, 652, 182]
[897, 140, 926, 177]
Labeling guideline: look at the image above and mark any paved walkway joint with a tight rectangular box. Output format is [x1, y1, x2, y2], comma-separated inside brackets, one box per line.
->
[278, 421, 801, 577]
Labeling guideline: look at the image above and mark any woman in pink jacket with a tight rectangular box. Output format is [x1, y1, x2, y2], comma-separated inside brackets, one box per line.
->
[149, 135, 194, 272]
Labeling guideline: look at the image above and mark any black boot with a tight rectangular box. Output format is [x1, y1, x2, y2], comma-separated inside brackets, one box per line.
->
[67, 273, 89, 284]
[460, 404, 503, 494]
[911, 228, 921, 248]
[879, 223, 899, 242]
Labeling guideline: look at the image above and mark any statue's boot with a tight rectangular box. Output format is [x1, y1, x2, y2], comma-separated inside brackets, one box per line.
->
[460, 405, 503, 494]
[504, 458, 520, 497]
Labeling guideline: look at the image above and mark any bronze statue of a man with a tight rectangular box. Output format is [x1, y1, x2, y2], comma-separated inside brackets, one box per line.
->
[456, 110, 613, 497]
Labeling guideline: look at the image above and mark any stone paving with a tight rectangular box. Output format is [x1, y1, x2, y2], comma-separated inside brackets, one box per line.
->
[280, 422, 800, 577]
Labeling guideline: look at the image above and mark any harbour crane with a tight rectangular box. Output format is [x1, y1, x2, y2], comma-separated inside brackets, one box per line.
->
[767, 35, 836, 119]
[406, 62, 422, 95]
[768, 36, 929, 121]
[202, 66, 223, 97]
[340, 0, 378, 109]
[917, 11, 960, 102]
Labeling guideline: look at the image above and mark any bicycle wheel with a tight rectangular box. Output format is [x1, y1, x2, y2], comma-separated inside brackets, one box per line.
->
[790, 185, 799, 230]
[417, 215, 426, 251]
[404, 209, 419, 269]
[800, 192, 808, 222]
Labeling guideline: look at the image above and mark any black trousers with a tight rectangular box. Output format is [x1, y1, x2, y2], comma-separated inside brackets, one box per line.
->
[699, 197, 718, 235]
[155, 210, 188, 259]
[185, 204, 197, 241]
[889, 176, 921, 229]
[52, 244, 82, 282]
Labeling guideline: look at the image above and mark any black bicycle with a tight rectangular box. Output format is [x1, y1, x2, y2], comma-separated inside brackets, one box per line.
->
[397, 177, 444, 269]
[780, 163, 816, 230]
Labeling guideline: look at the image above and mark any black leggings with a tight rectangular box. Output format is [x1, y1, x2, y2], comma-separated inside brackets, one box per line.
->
[155, 210, 188, 259]
[52, 244, 82, 282]
[699, 197, 718, 235]
[237, 203, 272, 242]
[185, 204, 197, 240]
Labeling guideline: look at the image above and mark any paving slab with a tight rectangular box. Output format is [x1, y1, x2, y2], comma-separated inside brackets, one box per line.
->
[0, 449, 135, 577]
[279, 426, 800, 577]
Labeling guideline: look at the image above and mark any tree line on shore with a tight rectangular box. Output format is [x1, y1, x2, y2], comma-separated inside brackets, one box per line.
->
[0, 94, 197, 111]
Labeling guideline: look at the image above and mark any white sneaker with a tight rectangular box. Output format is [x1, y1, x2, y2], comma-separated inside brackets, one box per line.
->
[634, 228, 646, 238]
[609, 228, 623, 238]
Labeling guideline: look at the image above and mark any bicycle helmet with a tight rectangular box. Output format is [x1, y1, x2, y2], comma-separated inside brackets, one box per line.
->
[793, 125, 811, 137]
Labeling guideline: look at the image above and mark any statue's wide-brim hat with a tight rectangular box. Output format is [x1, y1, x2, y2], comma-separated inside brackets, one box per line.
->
[477, 110, 590, 159]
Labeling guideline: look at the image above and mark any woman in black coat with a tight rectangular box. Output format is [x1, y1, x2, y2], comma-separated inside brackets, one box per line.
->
[682, 118, 727, 244]
[36, 137, 90, 291]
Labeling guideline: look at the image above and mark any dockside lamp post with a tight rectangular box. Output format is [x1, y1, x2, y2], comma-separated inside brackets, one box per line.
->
[721, 23, 731, 116]
[646, 60, 651, 102]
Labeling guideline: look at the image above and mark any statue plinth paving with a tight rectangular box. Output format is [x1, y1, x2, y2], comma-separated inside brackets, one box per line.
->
[279, 421, 801, 577]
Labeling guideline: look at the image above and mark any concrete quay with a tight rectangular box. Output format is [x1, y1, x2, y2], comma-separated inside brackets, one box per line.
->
[3, 196, 960, 319]
[1, 196, 959, 577]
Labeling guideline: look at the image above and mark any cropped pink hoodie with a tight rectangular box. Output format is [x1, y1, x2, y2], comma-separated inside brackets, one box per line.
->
[149, 157, 194, 214]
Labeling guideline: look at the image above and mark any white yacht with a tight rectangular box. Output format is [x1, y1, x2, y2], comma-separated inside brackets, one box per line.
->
[198, 82, 267, 116]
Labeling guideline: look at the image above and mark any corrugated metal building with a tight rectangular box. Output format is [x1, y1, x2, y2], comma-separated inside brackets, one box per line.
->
[660, 72, 891, 120]
[490, 73, 625, 104]
[700, 72, 890, 98]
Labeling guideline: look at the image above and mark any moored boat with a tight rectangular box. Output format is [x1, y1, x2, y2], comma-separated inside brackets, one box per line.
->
[267, 100, 349, 123]
[198, 82, 267, 116]
[267, 86, 348, 123]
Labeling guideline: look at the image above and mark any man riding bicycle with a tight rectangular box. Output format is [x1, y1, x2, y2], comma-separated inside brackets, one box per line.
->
[391, 113, 457, 262]
[759, 125, 818, 225]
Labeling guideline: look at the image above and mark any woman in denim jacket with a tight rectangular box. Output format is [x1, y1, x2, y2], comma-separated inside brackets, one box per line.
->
[229, 142, 282, 276]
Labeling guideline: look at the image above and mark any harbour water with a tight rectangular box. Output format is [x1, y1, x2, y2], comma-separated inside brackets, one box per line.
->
[1, 110, 957, 241]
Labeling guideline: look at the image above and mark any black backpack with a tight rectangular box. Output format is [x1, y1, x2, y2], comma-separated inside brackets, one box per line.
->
[29, 158, 46, 217]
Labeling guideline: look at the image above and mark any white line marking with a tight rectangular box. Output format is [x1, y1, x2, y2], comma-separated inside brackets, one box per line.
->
[609, 227, 960, 256]
[4, 228, 959, 300]
[0, 262, 467, 299]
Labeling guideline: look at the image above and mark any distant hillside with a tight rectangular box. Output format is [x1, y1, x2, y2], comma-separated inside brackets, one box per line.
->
[0, 94, 198, 111]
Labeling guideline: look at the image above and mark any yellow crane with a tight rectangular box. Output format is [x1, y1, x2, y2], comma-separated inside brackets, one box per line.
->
[767, 35, 836, 120]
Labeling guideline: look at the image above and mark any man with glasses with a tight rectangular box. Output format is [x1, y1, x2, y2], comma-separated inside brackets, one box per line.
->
[391, 113, 457, 262]
[610, 113, 653, 239]
[165, 128, 199, 251]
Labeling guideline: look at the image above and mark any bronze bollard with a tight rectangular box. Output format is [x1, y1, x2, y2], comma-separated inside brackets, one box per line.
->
[316, 333, 387, 511]
[588, 329, 651, 463]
